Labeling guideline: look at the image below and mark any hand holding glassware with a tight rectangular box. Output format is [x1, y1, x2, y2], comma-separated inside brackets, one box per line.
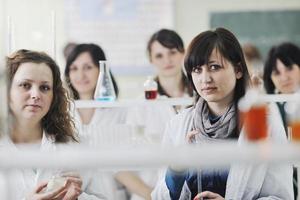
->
[46, 171, 66, 193]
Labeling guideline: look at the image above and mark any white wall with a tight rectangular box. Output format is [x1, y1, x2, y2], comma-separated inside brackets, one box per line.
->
[1, 0, 300, 98]
[0, 0, 6, 67]
[2, 0, 300, 64]
[1, 0, 66, 62]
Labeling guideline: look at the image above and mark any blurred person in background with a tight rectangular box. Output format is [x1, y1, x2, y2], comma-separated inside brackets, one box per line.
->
[65, 44, 131, 200]
[263, 42, 300, 199]
[125, 29, 194, 200]
[147, 28, 193, 101]
[127, 29, 194, 140]
[64, 43, 121, 131]
[242, 43, 264, 89]
[63, 42, 77, 60]
[2, 49, 107, 199]
[263, 42, 300, 134]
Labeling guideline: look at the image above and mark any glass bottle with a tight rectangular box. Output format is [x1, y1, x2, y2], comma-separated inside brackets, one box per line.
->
[143, 76, 158, 100]
[239, 89, 268, 141]
[94, 60, 116, 101]
[285, 98, 300, 141]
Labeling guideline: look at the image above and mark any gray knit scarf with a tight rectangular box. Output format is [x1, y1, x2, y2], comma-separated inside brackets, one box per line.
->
[192, 98, 237, 141]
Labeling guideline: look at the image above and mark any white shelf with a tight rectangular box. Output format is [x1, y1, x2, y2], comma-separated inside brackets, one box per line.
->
[74, 97, 194, 108]
[74, 94, 300, 108]
[0, 141, 300, 169]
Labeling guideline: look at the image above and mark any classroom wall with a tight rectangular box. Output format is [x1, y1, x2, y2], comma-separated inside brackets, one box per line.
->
[122, 0, 300, 98]
[0, 0, 5, 68]
[1, 0, 300, 98]
[175, 0, 300, 47]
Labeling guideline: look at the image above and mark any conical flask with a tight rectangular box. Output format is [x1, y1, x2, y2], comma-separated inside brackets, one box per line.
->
[94, 60, 116, 101]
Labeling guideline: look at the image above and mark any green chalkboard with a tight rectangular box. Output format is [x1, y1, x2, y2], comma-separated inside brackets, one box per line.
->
[210, 10, 300, 59]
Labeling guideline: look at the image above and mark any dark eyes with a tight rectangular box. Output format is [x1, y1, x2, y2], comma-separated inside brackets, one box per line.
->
[272, 67, 293, 76]
[40, 85, 51, 92]
[272, 64, 295, 76]
[210, 64, 221, 70]
[19, 83, 31, 89]
[85, 65, 93, 70]
[170, 50, 178, 55]
[192, 67, 202, 73]
[69, 66, 77, 71]
[19, 82, 51, 92]
[153, 49, 179, 59]
[70, 65, 94, 71]
[271, 70, 280, 76]
[154, 53, 163, 59]
[192, 64, 222, 73]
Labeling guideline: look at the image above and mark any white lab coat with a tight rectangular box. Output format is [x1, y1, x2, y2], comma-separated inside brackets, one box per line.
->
[73, 107, 129, 200]
[151, 103, 294, 200]
[126, 96, 183, 200]
[0, 132, 108, 200]
[73, 107, 129, 146]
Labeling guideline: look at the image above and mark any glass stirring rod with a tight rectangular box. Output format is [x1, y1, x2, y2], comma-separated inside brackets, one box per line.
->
[197, 170, 203, 200]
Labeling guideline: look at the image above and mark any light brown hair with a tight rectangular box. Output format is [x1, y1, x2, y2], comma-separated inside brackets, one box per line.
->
[6, 49, 77, 143]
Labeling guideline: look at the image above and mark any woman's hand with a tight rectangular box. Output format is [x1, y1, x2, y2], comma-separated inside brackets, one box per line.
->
[168, 130, 200, 172]
[186, 130, 199, 144]
[60, 172, 83, 200]
[193, 191, 224, 200]
[26, 181, 67, 200]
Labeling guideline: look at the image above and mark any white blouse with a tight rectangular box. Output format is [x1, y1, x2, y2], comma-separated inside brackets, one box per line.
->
[0, 132, 108, 200]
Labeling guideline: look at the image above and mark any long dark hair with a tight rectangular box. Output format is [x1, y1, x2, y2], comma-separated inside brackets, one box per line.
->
[184, 27, 250, 105]
[6, 49, 77, 143]
[263, 42, 300, 94]
[147, 29, 193, 97]
[184, 28, 250, 136]
[65, 43, 119, 100]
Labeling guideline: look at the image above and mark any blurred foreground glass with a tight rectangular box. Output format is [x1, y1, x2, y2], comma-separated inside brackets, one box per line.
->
[0, 68, 9, 138]
[286, 101, 300, 142]
[45, 173, 66, 193]
[242, 104, 268, 141]
[94, 61, 116, 101]
[239, 89, 268, 141]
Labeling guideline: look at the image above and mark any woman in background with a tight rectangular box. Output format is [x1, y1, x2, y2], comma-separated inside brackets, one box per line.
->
[263, 42, 300, 132]
[152, 28, 293, 200]
[65, 43, 152, 200]
[125, 29, 194, 200]
[263, 42, 300, 199]
[242, 43, 264, 89]
[65, 43, 122, 144]
[147, 29, 193, 100]
[2, 49, 106, 199]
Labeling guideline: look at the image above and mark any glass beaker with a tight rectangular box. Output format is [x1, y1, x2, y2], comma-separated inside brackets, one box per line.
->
[239, 89, 268, 141]
[286, 100, 300, 142]
[143, 76, 158, 100]
[242, 103, 268, 141]
[45, 173, 66, 192]
[94, 60, 116, 101]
